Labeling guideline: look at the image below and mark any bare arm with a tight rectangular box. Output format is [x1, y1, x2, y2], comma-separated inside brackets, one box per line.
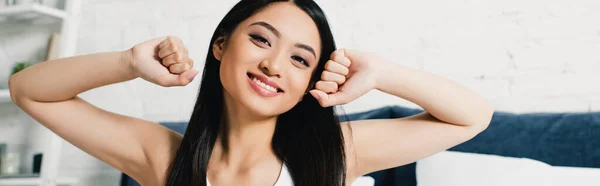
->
[308, 49, 493, 180]
[376, 62, 494, 128]
[10, 51, 136, 102]
[348, 62, 494, 176]
[9, 36, 198, 185]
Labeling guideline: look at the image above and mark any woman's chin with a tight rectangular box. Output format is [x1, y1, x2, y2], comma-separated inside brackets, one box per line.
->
[243, 100, 283, 117]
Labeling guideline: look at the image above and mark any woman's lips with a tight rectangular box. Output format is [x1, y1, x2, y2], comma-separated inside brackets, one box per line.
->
[247, 74, 283, 97]
[247, 72, 282, 91]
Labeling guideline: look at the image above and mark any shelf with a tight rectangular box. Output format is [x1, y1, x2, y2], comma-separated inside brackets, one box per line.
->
[0, 1, 80, 185]
[0, 177, 77, 186]
[0, 3, 67, 24]
[0, 89, 10, 103]
[0, 173, 39, 179]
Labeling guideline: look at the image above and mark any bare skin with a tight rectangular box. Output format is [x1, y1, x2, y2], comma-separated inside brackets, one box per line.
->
[8, 2, 493, 186]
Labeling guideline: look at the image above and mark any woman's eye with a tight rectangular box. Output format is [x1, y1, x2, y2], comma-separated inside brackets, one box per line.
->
[292, 56, 309, 67]
[250, 34, 270, 47]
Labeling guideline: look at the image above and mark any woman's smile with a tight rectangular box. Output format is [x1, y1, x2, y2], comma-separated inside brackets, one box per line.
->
[247, 72, 284, 97]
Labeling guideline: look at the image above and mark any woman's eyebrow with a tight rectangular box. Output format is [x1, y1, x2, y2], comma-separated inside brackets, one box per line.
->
[295, 43, 316, 59]
[249, 21, 317, 59]
[249, 21, 281, 38]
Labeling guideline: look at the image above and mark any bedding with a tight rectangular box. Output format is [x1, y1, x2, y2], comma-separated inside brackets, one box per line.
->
[416, 151, 600, 186]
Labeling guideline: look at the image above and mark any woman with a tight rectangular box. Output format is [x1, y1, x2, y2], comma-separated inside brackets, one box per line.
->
[9, 0, 494, 186]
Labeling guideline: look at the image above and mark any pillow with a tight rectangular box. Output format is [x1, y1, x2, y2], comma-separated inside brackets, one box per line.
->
[416, 151, 554, 186]
[552, 166, 600, 186]
[352, 176, 375, 186]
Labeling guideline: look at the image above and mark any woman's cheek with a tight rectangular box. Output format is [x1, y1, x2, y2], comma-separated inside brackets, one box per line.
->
[290, 72, 312, 97]
[237, 44, 262, 63]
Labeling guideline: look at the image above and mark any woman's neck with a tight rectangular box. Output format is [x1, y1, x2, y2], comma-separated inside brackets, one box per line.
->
[213, 95, 279, 168]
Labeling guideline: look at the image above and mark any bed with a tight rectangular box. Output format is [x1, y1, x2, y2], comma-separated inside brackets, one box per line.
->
[120, 106, 600, 186]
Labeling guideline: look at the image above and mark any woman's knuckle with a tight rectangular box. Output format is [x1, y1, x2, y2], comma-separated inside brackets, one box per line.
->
[337, 76, 344, 84]
[321, 71, 329, 79]
[325, 61, 333, 69]
[330, 85, 338, 92]
[167, 36, 177, 43]
[162, 59, 170, 66]
[317, 81, 326, 89]
[333, 55, 342, 62]
[169, 43, 178, 51]
[174, 52, 183, 61]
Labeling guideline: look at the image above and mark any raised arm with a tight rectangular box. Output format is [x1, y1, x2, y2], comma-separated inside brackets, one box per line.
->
[309, 49, 494, 180]
[9, 36, 198, 185]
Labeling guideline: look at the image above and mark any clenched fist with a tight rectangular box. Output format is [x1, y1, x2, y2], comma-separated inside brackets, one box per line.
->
[309, 49, 381, 107]
[124, 36, 199, 87]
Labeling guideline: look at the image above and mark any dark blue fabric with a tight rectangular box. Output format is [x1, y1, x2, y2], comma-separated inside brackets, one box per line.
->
[121, 106, 600, 186]
[450, 111, 600, 167]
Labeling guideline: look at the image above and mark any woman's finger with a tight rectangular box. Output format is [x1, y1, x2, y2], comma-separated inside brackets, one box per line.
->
[169, 63, 190, 74]
[158, 43, 174, 59]
[331, 50, 351, 67]
[189, 58, 195, 70]
[157, 68, 199, 87]
[325, 60, 349, 76]
[321, 71, 346, 85]
[158, 42, 185, 59]
[158, 36, 184, 49]
[161, 52, 186, 67]
[157, 36, 171, 50]
[315, 81, 338, 93]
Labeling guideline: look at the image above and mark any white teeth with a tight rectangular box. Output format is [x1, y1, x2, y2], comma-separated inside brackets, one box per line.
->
[252, 77, 277, 92]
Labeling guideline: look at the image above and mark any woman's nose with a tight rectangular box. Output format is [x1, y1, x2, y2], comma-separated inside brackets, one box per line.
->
[259, 53, 285, 78]
[259, 60, 280, 78]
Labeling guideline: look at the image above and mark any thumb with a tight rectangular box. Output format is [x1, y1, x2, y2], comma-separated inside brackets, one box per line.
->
[309, 89, 348, 107]
[159, 68, 199, 87]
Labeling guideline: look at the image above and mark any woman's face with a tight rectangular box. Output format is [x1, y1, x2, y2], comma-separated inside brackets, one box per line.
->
[215, 2, 322, 117]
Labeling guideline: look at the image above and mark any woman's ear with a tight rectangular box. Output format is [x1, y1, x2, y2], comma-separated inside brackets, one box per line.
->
[212, 36, 227, 61]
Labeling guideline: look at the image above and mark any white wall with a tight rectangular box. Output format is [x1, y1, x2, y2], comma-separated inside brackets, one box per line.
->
[1, 0, 599, 185]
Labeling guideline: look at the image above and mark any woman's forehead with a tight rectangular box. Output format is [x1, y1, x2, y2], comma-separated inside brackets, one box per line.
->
[239, 2, 322, 57]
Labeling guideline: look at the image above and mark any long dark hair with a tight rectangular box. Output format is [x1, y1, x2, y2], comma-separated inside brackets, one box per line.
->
[166, 0, 347, 185]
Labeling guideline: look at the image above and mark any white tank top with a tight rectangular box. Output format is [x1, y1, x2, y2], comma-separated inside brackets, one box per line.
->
[207, 164, 293, 186]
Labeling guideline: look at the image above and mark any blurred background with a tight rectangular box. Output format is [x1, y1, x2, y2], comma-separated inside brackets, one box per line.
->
[0, 0, 598, 186]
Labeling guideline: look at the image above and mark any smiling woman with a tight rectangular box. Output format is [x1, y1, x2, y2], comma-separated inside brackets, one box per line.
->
[174, 1, 348, 185]
[7, 0, 494, 186]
